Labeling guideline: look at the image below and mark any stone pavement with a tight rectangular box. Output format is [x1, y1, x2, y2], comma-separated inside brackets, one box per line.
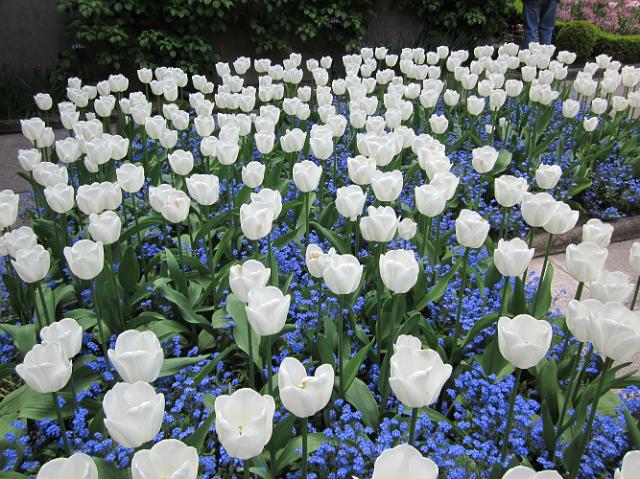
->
[528, 238, 639, 314]
[0, 129, 68, 193]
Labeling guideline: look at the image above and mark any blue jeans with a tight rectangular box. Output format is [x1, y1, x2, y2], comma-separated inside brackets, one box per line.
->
[522, 0, 559, 47]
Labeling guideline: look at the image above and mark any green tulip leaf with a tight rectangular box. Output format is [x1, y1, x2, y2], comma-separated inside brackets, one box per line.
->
[344, 377, 379, 429]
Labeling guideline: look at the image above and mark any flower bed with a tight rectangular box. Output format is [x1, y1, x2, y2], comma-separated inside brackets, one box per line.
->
[1, 44, 640, 479]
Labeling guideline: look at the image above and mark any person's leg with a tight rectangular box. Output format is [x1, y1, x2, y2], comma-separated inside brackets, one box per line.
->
[522, 0, 542, 48]
[539, 0, 559, 44]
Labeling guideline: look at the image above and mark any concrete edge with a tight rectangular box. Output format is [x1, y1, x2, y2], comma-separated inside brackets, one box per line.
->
[532, 214, 640, 258]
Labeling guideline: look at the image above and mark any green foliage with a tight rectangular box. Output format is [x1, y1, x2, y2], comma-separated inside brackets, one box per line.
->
[595, 30, 640, 63]
[394, 0, 517, 42]
[556, 20, 640, 62]
[57, 0, 233, 74]
[247, 0, 372, 54]
[56, 0, 373, 76]
[555, 20, 600, 59]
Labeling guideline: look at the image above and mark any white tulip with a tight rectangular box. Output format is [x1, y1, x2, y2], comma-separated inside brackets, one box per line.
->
[360, 206, 400, 243]
[471, 145, 499, 174]
[589, 270, 634, 304]
[242, 161, 265, 189]
[389, 335, 452, 408]
[11, 244, 50, 283]
[108, 330, 164, 383]
[371, 444, 439, 479]
[240, 202, 273, 240]
[131, 439, 198, 479]
[293, 160, 322, 192]
[379, 249, 419, 294]
[335, 185, 366, 221]
[16, 342, 72, 393]
[582, 218, 614, 248]
[494, 175, 528, 207]
[535, 164, 562, 190]
[64, 239, 104, 280]
[493, 238, 535, 277]
[186, 174, 220, 206]
[246, 286, 291, 336]
[322, 253, 364, 295]
[36, 453, 98, 479]
[214, 388, 275, 460]
[520, 193, 559, 228]
[614, 449, 640, 479]
[88, 211, 121, 245]
[398, 218, 418, 240]
[278, 357, 334, 418]
[502, 466, 562, 479]
[455, 209, 490, 248]
[565, 242, 608, 283]
[103, 381, 165, 448]
[497, 314, 552, 369]
[542, 201, 578, 235]
[229, 260, 271, 303]
[371, 170, 403, 202]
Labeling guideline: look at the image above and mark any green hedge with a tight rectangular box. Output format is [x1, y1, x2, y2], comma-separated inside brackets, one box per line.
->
[56, 0, 374, 76]
[556, 20, 640, 63]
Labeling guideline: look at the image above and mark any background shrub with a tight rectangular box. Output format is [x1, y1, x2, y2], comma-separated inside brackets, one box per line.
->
[57, 0, 374, 78]
[556, 20, 640, 62]
[555, 20, 599, 59]
[595, 30, 640, 63]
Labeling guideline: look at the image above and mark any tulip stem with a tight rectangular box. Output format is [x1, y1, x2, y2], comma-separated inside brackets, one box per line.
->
[267, 232, 276, 286]
[558, 282, 584, 363]
[521, 227, 535, 281]
[316, 281, 323, 332]
[52, 392, 72, 455]
[375, 243, 385, 363]
[92, 281, 109, 358]
[569, 344, 594, 407]
[499, 207, 509, 239]
[205, 205, 215, 274]
[451, 247, 470, 361]
[408, 407, 419, 445]
[568, 358, 612, 479]
[247, 322, 255, 389]
[532, 233, 554, 313]
[243, 459, 251, 479]
[498, 367, 522, 464]
[37, 281, 51, 326]
[499, 278, 510, 315]
[265, 334, 273, 396]
[176, 223, 184, 267]
[305, 192, 310, 248]
[130, 194, 145, 279]
[631, 276, 640, 310]
[105, 246, 125, 331]
[555, 342, 586, 447]
[337, 295, 345, 397]
[422, 216, 432, 262]
[433, 215, 442, 272]
[380, 292, 402, 417]
[301, 417, 309, 479]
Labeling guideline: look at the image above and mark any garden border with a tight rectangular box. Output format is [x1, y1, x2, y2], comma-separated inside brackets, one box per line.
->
[531, 214, 640, 257]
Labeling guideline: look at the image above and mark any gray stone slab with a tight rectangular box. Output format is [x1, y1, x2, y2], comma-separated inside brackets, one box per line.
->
[0, 130, 68, 193]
